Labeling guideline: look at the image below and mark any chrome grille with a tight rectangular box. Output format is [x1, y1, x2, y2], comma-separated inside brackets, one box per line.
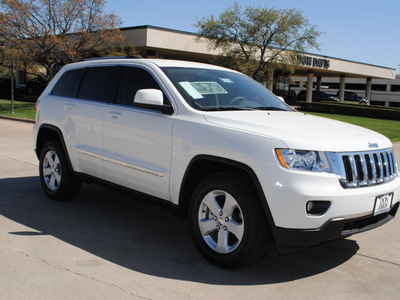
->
[328, 149, 398, 188]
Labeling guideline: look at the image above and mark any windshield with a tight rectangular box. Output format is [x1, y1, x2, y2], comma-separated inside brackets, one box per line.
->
[161, 67, 293, 112]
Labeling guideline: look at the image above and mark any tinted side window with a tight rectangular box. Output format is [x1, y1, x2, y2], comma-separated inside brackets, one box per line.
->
[78, 67, 121, 102]
[117, 67, 166, 106]
[51, 68, 86, 98]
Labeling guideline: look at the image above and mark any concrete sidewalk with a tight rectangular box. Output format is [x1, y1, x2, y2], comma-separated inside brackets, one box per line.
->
[0, 118, 399, 300]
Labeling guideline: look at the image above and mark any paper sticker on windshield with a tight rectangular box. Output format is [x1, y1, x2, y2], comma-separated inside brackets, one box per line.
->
[179, 82, 204, 99]
[179, 81, 228, 99]
[191, 82, 228, 95]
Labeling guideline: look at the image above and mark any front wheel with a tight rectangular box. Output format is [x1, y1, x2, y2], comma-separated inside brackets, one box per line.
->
[189, 172, 271, 268]
[39, 141, 81, 201]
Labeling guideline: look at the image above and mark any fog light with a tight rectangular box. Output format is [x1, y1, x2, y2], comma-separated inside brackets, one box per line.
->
[306, 201, 331, 216]
[306, 201, 314, 212]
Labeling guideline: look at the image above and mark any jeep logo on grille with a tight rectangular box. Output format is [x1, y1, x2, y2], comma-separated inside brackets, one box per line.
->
[368, 142, 379, 149]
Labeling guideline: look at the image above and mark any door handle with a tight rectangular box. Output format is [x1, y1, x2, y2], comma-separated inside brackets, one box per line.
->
[108, 112, 122, 119]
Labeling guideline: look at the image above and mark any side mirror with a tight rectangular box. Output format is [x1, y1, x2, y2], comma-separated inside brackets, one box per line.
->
[134, 89, 163, 106]
[277, 96, 285, 102]
[133, 89, 173, 114]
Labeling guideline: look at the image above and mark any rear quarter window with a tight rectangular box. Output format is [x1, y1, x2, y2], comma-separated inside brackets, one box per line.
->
[51, 68, 86, 98]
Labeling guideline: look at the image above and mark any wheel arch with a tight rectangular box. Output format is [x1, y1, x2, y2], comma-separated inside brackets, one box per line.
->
[179, 155, 276, 228]
[35, 124, 74, 171]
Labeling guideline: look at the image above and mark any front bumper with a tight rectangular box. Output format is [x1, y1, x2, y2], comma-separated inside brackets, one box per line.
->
[257, 161, 400, 229]
[274, 201, 399, 254]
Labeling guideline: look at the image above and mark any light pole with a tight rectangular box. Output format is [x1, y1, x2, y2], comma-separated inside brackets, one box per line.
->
[1, 41, 14, 114]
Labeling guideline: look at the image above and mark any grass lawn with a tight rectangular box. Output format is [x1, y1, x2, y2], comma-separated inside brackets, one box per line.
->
[307, 112, 400, 143]
[0, 99, 36, 120]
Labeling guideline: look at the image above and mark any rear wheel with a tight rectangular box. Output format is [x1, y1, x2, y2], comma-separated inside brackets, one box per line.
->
[189, 172, 271, 268]
[39, 141, 81, 201]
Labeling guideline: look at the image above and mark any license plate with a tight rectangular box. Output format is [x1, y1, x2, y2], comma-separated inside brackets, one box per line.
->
[373, 193, 393, 216]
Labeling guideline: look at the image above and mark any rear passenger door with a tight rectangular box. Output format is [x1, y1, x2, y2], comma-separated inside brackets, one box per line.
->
[102, 66, 174, 201]
[51, 66, 120, 179]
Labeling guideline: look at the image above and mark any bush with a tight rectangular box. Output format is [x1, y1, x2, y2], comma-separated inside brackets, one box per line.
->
[296, 102, 400, 121]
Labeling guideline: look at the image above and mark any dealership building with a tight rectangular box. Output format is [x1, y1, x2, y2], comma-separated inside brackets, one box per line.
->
[121, 25, 398, 107]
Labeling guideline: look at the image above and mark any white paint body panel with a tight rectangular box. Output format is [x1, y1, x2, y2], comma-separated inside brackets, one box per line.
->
[102, 104, 174, 200]
[203, 111, 392, 152]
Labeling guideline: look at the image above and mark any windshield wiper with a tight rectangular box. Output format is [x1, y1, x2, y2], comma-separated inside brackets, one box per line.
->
[253, 107, 287, 111]
[202, 106, 288, 112]
[203, 106, 255, 111]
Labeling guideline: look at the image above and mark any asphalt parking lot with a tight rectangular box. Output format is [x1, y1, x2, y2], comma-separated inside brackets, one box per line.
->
[1, 117, 400, 300]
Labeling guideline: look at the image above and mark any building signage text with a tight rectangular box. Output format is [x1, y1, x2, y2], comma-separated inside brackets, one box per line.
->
[297, 55, 330, 69]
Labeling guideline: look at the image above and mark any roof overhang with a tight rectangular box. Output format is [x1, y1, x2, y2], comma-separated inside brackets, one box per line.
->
[121, 26, 396, 80]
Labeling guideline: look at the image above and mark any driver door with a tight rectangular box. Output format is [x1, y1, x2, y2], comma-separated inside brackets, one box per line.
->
[102, 66, 174, 200]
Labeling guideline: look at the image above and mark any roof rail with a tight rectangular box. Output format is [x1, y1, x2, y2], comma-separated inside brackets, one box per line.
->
[84, 55, 141, 61]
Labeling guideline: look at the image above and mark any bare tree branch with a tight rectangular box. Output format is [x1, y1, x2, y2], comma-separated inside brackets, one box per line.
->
[0, 0, 124, 80]
[196, 1, 321, 82]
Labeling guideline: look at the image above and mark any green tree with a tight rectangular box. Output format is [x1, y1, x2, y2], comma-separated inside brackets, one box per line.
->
[196, 2, 321, 82]
[0, 0, 125, 80]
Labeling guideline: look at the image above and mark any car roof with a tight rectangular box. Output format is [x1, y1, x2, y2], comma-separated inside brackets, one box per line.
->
[64, 57, 233, 72]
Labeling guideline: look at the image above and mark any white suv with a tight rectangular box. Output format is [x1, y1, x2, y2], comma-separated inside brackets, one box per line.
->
[33, 57, 400, 268]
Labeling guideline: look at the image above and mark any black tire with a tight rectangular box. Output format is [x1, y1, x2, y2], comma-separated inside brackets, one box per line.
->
[39, 140, 81, 201]
[189, 172, 271, 268]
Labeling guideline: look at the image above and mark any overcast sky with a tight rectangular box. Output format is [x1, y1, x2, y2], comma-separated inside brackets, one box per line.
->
[106, 0, 400, 71]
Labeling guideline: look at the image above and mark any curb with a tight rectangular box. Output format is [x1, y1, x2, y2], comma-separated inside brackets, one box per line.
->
[0, 115, 35, 124]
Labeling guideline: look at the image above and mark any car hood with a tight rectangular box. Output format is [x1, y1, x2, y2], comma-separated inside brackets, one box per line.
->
[203, 111, 392, 152]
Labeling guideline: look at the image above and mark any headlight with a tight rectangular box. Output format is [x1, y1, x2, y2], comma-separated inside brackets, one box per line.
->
[275, 149, 331, 173]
